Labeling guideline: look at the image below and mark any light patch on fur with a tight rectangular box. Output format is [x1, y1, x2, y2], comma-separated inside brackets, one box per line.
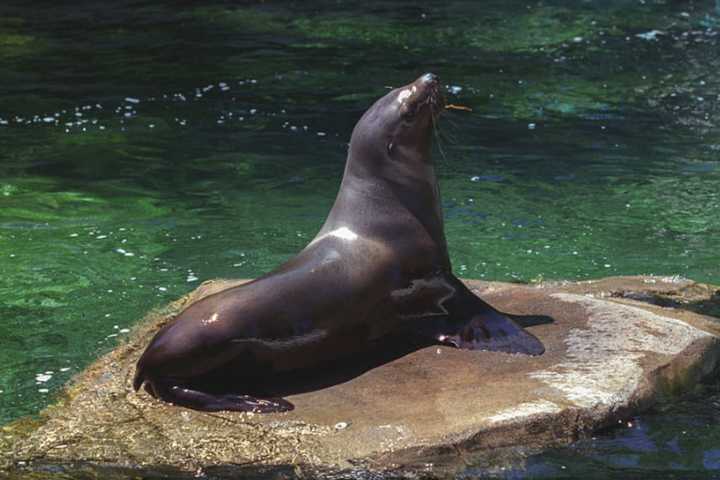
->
[201, 312, 219, 326]
[328, 227, 358, 241]
[529, 294, 712, 408]
[391, 277, 456, 318]
[396, 85, 418, 105]
[308, 226, 359, 247]
[232, 329, 328, 350]
[487, 400, 562, 424]
[397, 89, 412, 104]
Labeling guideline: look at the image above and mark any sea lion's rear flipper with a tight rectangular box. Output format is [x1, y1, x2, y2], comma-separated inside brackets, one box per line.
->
[137, 376, 294, 413]
[436, 279, 545, 356]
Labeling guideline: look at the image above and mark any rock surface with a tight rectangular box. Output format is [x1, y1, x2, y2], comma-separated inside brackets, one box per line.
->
[1, 276, 719, 479]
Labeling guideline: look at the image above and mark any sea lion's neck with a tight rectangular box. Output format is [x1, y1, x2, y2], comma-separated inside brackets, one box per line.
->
[324, 149, 449, 261]
[343, 150, 439, 206]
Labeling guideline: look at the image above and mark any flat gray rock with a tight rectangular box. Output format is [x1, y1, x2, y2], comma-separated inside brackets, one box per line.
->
[2, 276, 719, 479]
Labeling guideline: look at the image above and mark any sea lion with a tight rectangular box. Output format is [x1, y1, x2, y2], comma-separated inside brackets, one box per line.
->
[133, 73, 544, 413]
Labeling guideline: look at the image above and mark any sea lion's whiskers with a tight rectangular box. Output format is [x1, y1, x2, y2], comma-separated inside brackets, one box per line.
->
[439, 126, 460, 146]
[437, 108, 463, 145]
[439, 107, 462, 129]
[431, 111, 450, 165]
[432, 106, 459, 143]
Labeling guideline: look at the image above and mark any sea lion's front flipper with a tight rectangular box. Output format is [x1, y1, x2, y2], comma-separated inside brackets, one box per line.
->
[436, 279, 545, 356]
[437, 308, 545, 355]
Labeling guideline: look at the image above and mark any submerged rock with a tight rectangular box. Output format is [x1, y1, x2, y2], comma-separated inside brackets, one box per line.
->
[1, 276, 719, 479]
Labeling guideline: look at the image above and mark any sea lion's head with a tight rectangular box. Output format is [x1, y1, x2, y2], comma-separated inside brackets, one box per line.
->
[350, 73, 444, 168]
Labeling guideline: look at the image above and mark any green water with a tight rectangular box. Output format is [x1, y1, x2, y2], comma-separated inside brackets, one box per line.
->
[1, 0, 719, 476]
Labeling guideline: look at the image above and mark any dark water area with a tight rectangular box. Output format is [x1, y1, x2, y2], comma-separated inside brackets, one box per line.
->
[1, 0, 719, 477]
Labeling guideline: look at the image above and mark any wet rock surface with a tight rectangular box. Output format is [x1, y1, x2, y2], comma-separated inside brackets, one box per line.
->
[1, 276, 719, 479]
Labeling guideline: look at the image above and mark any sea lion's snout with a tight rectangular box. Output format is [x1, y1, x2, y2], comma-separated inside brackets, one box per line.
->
[398, 73, 444, 119]
[412, 72, 440, 100]
[426, 73, 444, 114]
[419, 72, 438, 86]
